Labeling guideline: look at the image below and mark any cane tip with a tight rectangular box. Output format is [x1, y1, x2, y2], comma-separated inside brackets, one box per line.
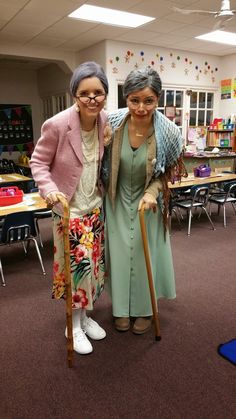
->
[68, 359, 73, 368]
[155, 335, 161, 341]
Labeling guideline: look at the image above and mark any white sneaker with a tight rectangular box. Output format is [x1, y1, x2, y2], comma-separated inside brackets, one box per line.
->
[82, 317, 106, 340]
[73, 328, 93, 355]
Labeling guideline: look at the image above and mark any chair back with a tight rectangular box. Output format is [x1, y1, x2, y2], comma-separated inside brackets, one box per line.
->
[191, 186, 210, 205]
[0, 159, 11, 174]
[223, 182, 236, 198]
[8, 159, 18, 173]
[1, 211, 37, 243]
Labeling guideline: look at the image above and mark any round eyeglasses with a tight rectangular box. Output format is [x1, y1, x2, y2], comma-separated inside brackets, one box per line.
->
[76, 94, 106, 104]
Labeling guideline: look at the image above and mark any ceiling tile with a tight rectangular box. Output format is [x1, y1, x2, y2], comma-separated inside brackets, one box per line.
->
[0, 0, 236, 59]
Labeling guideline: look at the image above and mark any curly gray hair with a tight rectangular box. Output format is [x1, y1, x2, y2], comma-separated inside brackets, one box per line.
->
[123, 67, 162, 99]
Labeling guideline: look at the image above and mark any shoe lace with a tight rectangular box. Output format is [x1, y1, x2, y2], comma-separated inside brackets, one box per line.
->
[74, 328, 87, 340]
[82, 316, 94, 328]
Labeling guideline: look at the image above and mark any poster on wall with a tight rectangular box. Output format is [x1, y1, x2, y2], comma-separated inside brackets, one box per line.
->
[0, 104, 34, 155]
[221, 79, 232, 99]
[233, 78, 236, 99]
[187, 126, 207, 151]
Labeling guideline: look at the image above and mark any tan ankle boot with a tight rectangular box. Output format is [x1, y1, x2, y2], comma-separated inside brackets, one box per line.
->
[132, 317, 152, 334]
[114, 317, 130, 332]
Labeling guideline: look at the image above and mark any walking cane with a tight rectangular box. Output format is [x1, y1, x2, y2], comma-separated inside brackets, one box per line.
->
[55, 195, 73, 367]
[139, 205, 161, 341]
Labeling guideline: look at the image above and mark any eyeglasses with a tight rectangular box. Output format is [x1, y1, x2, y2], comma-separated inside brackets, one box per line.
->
[128, 98, 157, 109]
[76, 94, 106, 104]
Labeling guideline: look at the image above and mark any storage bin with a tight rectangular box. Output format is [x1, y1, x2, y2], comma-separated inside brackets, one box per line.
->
[194, 165, 211, 177]
[0, 186, 23, 206]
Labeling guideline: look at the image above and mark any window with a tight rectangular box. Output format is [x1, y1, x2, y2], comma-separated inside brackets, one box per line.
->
[42, 93, 72, 121]
[158, 89, 184, 133]
[42, 97, 53, 120]
[116, 85, 215, 140]
[189, 91, 214, 126]
[118, 84, 126, 108]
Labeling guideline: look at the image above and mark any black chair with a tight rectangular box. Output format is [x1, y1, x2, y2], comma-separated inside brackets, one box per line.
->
[209, 182, 236, 227]
[169, 190, 183, 233]
[174, 185, 215, 236]
[30, 187, 52, 247]
[8, 159, 24, 175]
[0, 211, 46, 286]
[1, 158, 11, 174]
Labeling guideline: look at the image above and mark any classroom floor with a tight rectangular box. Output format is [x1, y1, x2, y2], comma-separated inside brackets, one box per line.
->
[1, 206, 236, 419]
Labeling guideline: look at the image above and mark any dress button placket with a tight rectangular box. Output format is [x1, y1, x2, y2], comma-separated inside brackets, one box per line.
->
[130, 152, 135, 281]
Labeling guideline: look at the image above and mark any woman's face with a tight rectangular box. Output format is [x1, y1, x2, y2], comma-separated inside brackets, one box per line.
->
[75, 76, 106, 119]
[126, 87, 158, 122]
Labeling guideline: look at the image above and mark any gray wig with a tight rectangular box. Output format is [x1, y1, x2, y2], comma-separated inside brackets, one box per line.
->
[123, 67, 162, 98]
[70, 61, 109, 97]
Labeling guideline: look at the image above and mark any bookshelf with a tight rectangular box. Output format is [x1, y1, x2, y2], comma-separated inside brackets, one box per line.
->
[207, 129, 235, 150]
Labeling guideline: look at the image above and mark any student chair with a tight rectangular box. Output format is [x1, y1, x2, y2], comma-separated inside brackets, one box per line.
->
[208, 182, 236, 227]
[168, 190, 183, 233]
[30, 187, 52, 247]
[174, 185, 215, 236]
[0, 159, 12, 174]
[0, 211, 46, 286]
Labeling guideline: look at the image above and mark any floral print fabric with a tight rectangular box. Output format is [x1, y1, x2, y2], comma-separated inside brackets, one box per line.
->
[52, 207, 105, 310]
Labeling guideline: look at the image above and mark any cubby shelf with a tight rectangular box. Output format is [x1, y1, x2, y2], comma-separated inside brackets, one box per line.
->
[207, 129, 235, 150]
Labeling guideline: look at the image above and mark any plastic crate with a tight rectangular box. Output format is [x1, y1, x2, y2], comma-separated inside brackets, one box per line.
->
[0, 186, 23, 206]
[193, 165, 211, 177]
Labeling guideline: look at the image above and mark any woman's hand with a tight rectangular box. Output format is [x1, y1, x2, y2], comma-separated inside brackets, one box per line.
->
[46, 191, 67, 207]
[103, 123, 112, 146]
[138, 193, 157, 212]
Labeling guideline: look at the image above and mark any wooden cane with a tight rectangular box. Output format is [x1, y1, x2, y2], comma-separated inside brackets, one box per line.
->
[56, 195, 73, 367]
[139, 205, 161, 341]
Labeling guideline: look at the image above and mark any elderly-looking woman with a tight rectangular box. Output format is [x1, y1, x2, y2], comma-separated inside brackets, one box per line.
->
[30, 61, 109, 355]
[103, 67, 186, 334]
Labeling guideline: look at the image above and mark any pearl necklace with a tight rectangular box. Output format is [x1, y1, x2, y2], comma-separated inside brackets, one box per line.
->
[79, 123, 99, 199]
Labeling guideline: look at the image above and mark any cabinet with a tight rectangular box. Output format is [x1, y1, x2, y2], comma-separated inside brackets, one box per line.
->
[183, 155, 236, 174]
[207, 129, 235, 150]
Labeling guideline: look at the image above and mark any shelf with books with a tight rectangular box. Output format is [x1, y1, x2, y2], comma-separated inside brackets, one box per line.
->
[207, 129, 235, 150]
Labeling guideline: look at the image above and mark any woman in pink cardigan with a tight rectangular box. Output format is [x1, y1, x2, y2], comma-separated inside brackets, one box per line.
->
[30, 62, 109, 355]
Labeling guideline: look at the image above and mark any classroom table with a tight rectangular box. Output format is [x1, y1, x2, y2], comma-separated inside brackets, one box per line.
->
[0, 173, 33, 193]
[168, 173, 236, 190]
[0, 192, 48, 217]
[0, 173, 32, 184]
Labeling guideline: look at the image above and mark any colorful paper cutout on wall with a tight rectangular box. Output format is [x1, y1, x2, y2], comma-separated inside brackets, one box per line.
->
[233, 78, 236, 98]
[108, 49, 219, 83]
[221, 79, 232, 99]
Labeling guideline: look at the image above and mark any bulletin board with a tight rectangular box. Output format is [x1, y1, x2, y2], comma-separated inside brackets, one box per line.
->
[187, 126, 207, 151]
[0, 104, 34, 155]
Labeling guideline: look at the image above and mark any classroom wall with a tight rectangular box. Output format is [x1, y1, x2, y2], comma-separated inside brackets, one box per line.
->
[218, 54, 236, 120]
[77, 41, 107, 72]
[103, 40, 221, 112]
[0, 66, 41, 159]
[0, 42, 76, 73]
[1, 38, 236, 157]
[37, 63, 72, 99]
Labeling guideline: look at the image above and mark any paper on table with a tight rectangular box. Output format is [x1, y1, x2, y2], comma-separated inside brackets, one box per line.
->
[24, 199, 35, 206]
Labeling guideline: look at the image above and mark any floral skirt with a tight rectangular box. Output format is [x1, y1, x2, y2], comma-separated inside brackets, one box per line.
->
[52, 207, 105, 310]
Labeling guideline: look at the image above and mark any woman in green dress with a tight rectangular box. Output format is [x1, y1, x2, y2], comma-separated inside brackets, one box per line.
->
[103, 67, 186, 334]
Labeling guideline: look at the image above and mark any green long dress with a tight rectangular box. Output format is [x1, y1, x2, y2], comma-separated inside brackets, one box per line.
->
[105, 124, 176, 317]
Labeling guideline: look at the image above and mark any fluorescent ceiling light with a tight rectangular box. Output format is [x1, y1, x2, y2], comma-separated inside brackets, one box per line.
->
[196, 30, 236, 46]
[68, 4, 155, 28]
